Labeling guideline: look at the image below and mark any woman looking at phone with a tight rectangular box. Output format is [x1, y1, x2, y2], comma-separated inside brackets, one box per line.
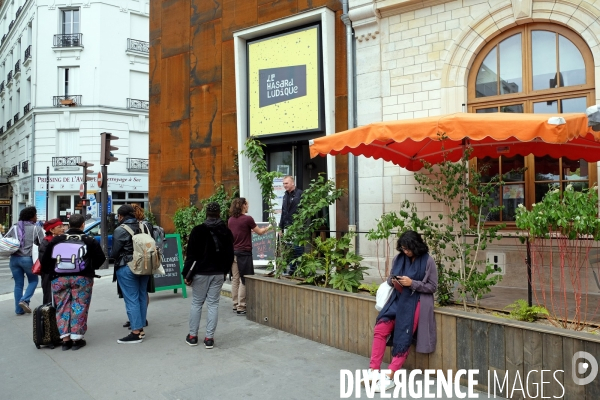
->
[363, 230, 438, 392]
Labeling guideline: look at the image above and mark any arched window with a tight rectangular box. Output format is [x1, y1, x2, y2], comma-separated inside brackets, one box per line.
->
[467, 23, 597, 224]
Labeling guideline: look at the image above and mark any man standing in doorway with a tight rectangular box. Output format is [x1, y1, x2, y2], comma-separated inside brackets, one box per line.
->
[278, 175, 304, 276]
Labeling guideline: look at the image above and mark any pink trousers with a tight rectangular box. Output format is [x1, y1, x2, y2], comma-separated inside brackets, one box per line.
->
[369, 301, 420, 371]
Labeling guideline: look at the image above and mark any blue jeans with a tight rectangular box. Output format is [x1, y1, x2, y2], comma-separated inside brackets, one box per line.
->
[116, 266, 149, 331]
[9, 255, 38, 315]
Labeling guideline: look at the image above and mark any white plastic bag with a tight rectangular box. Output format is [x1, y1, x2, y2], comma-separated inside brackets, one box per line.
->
[375, 281, 393, 311]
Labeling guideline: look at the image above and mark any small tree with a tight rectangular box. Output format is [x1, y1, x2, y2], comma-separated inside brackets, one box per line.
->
[367, 141, 505, 309]
[172, 184, 238, 251]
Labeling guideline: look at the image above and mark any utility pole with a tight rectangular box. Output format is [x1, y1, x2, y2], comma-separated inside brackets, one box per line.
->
[100, 132, 119, 268]
[76, 161, 95, 217]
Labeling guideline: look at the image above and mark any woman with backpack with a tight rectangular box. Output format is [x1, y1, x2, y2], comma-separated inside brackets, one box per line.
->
[40, 214, 106, 350]
[120, 204, 153, 330]
[111, 204, 153, 344]
[8, 206, 44, 315]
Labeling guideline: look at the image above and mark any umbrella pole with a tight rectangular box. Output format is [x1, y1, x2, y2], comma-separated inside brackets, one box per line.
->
[526, 239, 533, 307]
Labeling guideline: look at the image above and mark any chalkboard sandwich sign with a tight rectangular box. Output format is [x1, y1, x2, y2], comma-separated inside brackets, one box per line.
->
[154, 234, 187, 298]
[252, 222, 276, 266]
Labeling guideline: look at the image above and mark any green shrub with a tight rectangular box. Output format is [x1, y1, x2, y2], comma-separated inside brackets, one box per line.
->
[505, 299, 549, 322]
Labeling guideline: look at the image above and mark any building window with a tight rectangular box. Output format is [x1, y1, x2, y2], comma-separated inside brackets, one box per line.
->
[61, 9, 80, 35]
[467, 23, 596, 224]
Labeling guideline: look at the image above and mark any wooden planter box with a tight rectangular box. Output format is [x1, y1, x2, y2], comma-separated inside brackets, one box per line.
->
[246, 275, 600, 399]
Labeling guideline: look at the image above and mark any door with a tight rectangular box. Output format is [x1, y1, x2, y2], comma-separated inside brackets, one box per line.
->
[56, 194, 81, 222]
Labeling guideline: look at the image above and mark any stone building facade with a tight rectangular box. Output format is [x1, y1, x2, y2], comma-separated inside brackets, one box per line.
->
[349, 0, 600, 288]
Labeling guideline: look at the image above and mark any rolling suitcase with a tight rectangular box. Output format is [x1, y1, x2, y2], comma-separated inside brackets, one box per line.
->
[33, 303, 61, 349]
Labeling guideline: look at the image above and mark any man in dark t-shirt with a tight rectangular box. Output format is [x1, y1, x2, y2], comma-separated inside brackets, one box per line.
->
[228, 198, 270, 315]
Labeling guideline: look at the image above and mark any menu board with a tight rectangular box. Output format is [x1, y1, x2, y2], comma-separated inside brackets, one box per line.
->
[252, 222, 276, 266]
[154, 234, 187, 298]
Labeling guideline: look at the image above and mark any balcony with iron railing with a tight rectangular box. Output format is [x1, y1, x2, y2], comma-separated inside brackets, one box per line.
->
[7, 120, 12, 129]
[21, 160, 28, 173]
[6, 70, 12, 85]
[126, 38, 149, 54]
[7, 165, 18, 177]
[24, 45, 31, 63]
[127, 98, 149, 110]
[0, 126, 4, 135]
[52, 156, 82, 168]
[53, 33, 83, 48]
[13, 112, 19, 124]
[16, 6, 22, 19]
[53, 95, 81, 107]
[127, 158, 149, 172]
[23, 103, 31, 114]
[14, 60, 20, 78]
[8, 20, 14, 32]
[0, 81, 5, 94]
[1, 34, 5, 45]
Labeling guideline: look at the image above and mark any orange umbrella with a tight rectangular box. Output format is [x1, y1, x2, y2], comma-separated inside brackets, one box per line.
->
[309, 113, 600, 171]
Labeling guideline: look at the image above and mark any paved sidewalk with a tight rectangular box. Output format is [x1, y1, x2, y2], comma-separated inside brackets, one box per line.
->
[1, 269, 504, 400]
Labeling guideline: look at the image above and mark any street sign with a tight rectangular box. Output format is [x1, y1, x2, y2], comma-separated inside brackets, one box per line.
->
[79, 183, 85, 198]
[97, 171, 103, 188]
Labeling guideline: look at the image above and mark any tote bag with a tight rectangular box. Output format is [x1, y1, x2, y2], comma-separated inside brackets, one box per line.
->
[375, 281, 393, 311]
[0, 225, 20, 257]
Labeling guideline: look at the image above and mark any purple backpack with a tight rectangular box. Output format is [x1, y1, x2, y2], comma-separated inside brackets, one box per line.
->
[51, 235, 88, 274]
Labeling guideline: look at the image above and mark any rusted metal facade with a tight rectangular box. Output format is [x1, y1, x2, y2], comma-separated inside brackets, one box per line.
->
[149, 0, 349, 232]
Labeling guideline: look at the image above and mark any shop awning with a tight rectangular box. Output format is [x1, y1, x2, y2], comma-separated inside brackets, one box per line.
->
[309, 113, 600, 170]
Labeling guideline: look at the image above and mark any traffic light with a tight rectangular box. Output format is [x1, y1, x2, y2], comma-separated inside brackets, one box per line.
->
[100, 132, 119, 165]
[77, 161, 95, 182]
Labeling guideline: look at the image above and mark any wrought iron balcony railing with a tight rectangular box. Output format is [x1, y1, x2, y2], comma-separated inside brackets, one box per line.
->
[8, 20, 14, 31]
[1, 34, 5, 45]
[24, 103, 31, 114]
[21, 160, 28, 173]
[52, 156, 82, 167]
[127, 98, 149, 110]
[53, 33, 83, 48]
[53, 95, 81, 107]
[16, 6, 22, 19]
[0, 126, 4, 135]
[14, 60, 20, 74]
[126, 39, 149, 54]
[0, 81, 5, 93]
[127, 158, 149, 171]
[24, 45, 31, 61]
[7, 120, 12, 129]
[7, 165, 18, 177]
[7, 70, 12, 84]
[13, 112, 19, 124]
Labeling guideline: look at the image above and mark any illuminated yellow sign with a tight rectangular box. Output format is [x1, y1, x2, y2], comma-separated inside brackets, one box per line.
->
[248, 25, 323, 137]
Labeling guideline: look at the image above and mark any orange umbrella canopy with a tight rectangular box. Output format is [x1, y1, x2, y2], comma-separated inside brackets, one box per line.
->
[309, 113, 600, 171]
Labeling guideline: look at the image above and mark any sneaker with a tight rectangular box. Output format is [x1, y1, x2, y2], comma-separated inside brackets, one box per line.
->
[204, 337, 214, 349]
[62, 340, 73, 351]
[19, 301, 31, 313]
[139, 329, 145, 338]
[360, 369, 380, 386]
[185, 334, 198, 346]
[374, 374, 395, 393]
[117, 332, 143, 344]
[236, 310, 247, 315]
[72, 340, 86, 351]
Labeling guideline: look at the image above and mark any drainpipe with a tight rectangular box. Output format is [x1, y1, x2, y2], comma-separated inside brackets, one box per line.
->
[30, 114, 35, 208]
[342, 0, 357, 247]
